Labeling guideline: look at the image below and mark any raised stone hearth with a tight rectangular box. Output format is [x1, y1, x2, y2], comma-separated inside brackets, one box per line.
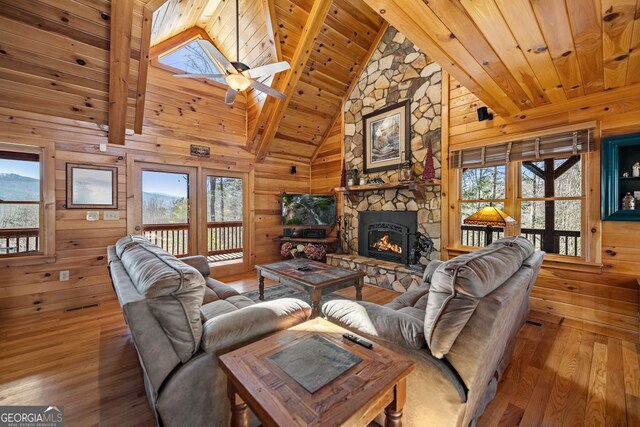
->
[327, 254, 423, 293]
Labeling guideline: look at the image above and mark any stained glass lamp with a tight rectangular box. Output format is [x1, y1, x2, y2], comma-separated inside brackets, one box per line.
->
[463, 206, 513, 246]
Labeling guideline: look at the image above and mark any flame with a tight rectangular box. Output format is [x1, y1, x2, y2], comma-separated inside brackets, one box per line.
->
[372, 235, 402, 253]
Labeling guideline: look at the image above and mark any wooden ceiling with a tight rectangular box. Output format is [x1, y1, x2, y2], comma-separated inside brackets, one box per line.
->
[150, 0, 386, 162]
[361, 0, 640, 120]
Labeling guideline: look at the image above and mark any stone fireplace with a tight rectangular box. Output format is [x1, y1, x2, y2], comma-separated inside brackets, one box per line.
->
[358, 211, 416, 264]
[327, 26, 442, 294]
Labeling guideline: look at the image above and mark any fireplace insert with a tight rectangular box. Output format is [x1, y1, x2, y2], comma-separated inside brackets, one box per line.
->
[358, 211, 417, 264]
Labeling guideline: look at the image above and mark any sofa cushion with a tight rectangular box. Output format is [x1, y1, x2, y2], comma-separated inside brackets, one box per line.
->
[425, 237, 534, 358]
[206, 278, 240, 299]
[116, 235, 206, 362]
[323, 300, 427, 350]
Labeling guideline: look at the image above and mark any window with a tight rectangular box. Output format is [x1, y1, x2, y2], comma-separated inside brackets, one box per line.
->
[520, 156, 582, 256]
[158, 40, 225, 83]
[0, 148, 43, 257]
[141, 170, 191, 257]
[452, 127, 595, 262]
[460, 166, 506, 247]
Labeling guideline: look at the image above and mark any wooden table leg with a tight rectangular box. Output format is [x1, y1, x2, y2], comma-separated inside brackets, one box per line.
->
[355, 276, 363, 301]
[311, 288, 321, 319]
[384, 377, 407, 427]
[258, 270, 265, 301]
[227, 378, 249, 427]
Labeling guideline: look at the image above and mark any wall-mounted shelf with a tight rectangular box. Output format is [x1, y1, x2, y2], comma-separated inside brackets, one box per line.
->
[602, 133, 640, 221]
[334, 179, 441, 204]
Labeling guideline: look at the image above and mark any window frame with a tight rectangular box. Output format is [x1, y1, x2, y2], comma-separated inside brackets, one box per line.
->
[0, 141, 55, 266]
[450, 150, 601, 268]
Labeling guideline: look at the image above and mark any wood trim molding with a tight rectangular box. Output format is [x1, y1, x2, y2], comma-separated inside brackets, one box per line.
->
[440, 70, 451, 260]
[253, 0, 333, 162]
[148, 27, 211, 60]
[108, 0, 134, 145]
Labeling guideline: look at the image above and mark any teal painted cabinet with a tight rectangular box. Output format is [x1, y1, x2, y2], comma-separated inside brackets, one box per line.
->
[601, 133, 640, 221]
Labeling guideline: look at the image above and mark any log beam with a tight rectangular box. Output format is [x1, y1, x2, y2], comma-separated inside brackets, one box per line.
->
[108, 0, 134, 144]
[253, 0, 333, 162]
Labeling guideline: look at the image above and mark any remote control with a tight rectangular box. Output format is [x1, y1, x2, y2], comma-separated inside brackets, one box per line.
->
[342, 333, 373, 349]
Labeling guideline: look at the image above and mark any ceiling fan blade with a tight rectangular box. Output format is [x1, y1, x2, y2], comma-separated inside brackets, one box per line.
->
[225, 87, 239, 105]
[195, 39, 237, 75]
[245, 61, 291, 79]
[249, 79, 286, 99]
[173, 73, 227, 79]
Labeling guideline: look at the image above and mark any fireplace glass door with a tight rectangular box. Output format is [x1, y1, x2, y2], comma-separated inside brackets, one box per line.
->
[367, 224, 404, 262]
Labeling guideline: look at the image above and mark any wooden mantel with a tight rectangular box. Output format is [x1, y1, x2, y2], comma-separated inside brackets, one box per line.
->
[335, 179, 441, 204]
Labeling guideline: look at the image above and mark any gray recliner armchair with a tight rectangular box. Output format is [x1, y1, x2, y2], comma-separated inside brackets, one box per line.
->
[322, 237, 544, 426]
[107, 235, 311, 426]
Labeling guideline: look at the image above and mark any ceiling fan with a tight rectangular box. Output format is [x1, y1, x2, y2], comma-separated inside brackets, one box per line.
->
[173, 0, 290, 105]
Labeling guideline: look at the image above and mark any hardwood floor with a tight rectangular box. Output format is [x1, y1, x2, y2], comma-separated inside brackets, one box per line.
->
[0, 272, 637, 426]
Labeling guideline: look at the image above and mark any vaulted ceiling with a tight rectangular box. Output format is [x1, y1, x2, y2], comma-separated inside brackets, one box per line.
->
[150, 0, 386, 162]
[361, 0, 640, 119]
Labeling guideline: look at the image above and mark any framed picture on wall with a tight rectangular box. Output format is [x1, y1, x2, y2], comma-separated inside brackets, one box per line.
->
[66, 163, 118, 209]
[363, 99, 411, 173]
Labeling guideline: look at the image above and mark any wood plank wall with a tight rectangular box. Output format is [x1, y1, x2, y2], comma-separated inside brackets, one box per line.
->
[0, 0, 146, 128]
[446, 75, 640, 342]
[0, 65, 309, 319]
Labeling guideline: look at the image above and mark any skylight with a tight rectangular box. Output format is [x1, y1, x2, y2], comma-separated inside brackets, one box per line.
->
[159, 40, 225, 83]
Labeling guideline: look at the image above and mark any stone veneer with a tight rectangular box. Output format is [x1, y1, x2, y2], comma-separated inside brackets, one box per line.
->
[342, 26, 443, 270]
[327, 254, 424, 293]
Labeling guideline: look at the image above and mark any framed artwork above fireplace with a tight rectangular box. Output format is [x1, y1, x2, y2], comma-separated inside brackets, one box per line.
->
[363, 100, 411, 174]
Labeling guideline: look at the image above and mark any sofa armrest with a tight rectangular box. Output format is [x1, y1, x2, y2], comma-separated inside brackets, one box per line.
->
[322, 300, 426, 350]
[423, 260, 444, 285]
[201, 298, 311, 354]
[180, 256, 211, 277]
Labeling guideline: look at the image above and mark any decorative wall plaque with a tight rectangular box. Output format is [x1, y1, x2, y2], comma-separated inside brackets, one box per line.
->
[190, 144, 210, 158]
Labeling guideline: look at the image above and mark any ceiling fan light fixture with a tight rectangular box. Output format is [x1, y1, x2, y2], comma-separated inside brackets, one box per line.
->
[226, 73, 251, 91]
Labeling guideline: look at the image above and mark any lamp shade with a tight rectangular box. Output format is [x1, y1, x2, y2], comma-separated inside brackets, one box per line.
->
[463, 206, 511, 226]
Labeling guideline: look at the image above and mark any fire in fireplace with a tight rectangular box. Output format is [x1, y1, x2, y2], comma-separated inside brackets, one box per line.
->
[358, 211, 417, 264]
[372, 234, 402, 254]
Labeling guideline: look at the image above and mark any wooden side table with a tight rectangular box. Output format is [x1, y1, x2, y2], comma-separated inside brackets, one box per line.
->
[219, 318, 415, 427]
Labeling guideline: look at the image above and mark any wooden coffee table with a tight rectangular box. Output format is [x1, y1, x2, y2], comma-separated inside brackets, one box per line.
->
[219, 318, 415, 427]
[255, 258, 365, 318]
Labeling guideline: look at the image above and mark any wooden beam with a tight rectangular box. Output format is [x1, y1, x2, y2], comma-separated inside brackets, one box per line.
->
[554, 155, 580, 179]
[134, 6, 152, 134]
[309, 22, 389, 164]
[361, 0, 520, 116]
[108, 0, 134, 145]
[245, 0, 282, 146]
[253, 0, 333, 162]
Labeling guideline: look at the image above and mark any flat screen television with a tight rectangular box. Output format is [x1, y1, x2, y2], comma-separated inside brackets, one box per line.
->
[282, 193, 336, 226]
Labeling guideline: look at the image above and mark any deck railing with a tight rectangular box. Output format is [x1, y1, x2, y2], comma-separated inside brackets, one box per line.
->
[0, 228, 40, 255]
[143, 223, 189, 257]
[143, 221, 243, 258]
[207, 221, 243, 256]
[461, 225, 581, 256]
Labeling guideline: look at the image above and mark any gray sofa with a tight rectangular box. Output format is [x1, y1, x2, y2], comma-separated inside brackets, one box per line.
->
[107, 235, 311, 427]
[322, 237, 544, 427]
